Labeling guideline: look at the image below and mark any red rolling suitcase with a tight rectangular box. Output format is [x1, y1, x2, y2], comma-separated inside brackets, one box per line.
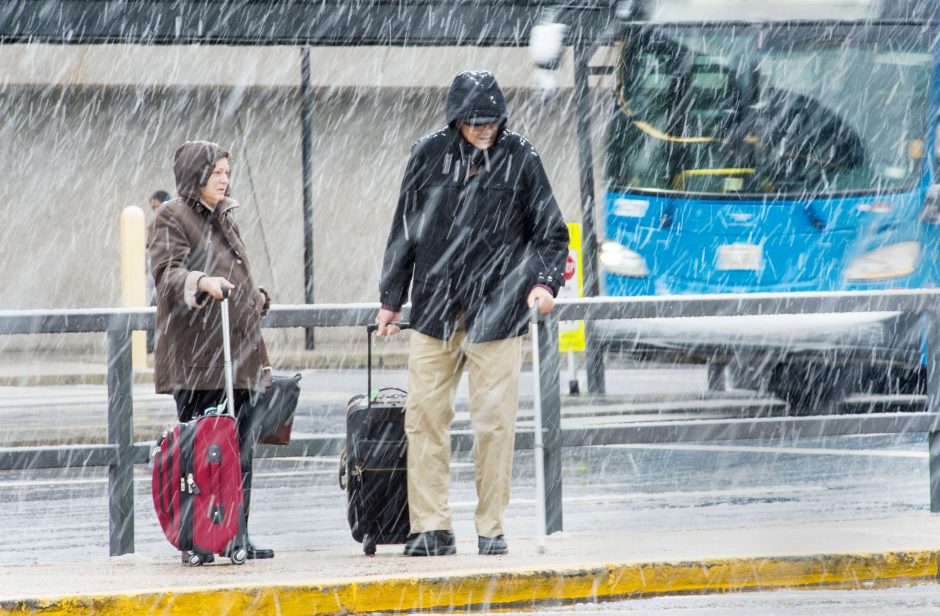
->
[151, 292, 248, 566]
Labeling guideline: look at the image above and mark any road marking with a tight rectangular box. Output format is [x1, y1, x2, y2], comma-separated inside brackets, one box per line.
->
[558, 398, 783, 416]
[0, 470, 340, 489]
[452, 486, 825, 509]
[457, 484, 826, 509]
[0, 462, 475, 489]
[607, 443, 927, 458]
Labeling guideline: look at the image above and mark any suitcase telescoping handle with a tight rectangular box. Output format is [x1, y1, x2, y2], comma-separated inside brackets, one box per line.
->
[365, 322, 410, 405]
[219, 287, 237, 418]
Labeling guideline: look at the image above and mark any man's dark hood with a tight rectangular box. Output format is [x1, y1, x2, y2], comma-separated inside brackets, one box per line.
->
[445, 71, 507, 129]
[173, 140, 231, 204]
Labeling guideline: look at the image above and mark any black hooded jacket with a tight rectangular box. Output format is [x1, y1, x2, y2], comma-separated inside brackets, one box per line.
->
[379, 71, 569, 342]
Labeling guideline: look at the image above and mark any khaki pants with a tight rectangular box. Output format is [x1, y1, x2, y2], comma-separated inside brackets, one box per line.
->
[406, 327, 523, 538]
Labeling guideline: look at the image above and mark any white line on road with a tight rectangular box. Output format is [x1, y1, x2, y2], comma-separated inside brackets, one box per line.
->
[606, 443, 927, 458]
[0, 471, 328, 490]
[448, 484, 825, 509]
[0, 462, 475, 490]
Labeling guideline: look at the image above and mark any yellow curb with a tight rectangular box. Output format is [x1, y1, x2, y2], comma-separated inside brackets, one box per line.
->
[1, 551, 936, 615]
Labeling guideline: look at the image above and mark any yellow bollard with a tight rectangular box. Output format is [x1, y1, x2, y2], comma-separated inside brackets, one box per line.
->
[120, 206, 148, 370]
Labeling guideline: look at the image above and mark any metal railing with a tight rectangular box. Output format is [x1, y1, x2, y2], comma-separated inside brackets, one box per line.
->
[2, 289, 940, 555]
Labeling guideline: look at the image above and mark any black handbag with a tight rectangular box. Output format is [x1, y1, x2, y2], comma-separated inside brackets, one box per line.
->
[249, 373, 302, 445]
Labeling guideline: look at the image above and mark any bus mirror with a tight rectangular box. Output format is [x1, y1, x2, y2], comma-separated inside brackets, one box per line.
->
[616, 0, 638, 20]
[529, 22, 568, 71]
[920, 185, 940, 224]
[530, 21, 568, 91]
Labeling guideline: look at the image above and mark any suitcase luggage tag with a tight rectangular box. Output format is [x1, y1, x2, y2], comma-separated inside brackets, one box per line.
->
[200, 400, 230, 417]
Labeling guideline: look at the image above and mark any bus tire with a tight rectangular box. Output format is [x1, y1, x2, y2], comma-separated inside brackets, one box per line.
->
[769, 362, 853, 416]
[864, 365, 925, 396]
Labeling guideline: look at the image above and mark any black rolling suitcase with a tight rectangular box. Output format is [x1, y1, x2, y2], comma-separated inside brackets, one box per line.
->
[339, 323, 411, 555]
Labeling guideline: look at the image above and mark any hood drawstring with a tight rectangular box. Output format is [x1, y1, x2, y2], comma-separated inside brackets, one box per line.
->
[504, 155, 512, 184]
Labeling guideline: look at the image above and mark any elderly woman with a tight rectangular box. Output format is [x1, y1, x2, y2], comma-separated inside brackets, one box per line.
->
[149, 140, 273, 560]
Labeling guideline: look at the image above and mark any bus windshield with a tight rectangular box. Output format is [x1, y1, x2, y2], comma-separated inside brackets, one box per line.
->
[607, 23, 934, 197]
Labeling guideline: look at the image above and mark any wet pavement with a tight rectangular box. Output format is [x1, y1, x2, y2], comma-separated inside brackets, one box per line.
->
[1, 364, 939, 613]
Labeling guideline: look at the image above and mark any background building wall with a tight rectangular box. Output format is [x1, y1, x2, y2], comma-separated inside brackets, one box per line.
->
[0, 44, 613, 351]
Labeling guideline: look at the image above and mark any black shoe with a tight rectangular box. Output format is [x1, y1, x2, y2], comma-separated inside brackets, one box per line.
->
[478, 535, 508, 555]
[403, 530, 456, 556]
[245, 543, 275, 559]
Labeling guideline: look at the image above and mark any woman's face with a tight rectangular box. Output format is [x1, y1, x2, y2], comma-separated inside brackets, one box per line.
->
[200, 158, 230, 206]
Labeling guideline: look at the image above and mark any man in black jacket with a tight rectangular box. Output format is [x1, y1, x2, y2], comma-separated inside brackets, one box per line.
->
[376, 71, 569, 557]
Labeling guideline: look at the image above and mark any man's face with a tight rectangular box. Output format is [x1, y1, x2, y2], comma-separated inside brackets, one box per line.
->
[200, 158, 230, 206]
[459, 121, 499, 150]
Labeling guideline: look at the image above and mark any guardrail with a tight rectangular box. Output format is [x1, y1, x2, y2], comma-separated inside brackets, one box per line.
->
[1, 289, 940, 556]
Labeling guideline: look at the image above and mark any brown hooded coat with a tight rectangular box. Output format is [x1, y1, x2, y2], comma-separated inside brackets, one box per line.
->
[149, 141, 269, 394]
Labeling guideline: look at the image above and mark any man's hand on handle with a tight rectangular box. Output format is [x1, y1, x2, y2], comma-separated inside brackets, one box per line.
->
[375, 308, 401, 336]
[198, 276, 235, 300]
[527, 286, 555, 314]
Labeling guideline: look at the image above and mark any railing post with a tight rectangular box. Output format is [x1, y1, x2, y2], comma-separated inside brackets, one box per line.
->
[538, 314, 563, 533]
[930, 432, 940, 513]
[107, 326, 135, 555]
[926, 310, 940, 513]
[300, 45, 316, 350]
[707, 361, 726, 392]
[573, 40, 606, 396]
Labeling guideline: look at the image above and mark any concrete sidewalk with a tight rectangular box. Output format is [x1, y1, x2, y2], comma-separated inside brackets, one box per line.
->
[1, 514, 938, 615]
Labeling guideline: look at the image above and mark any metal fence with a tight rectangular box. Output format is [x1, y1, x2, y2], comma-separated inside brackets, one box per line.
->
[1, 289, 940, 556]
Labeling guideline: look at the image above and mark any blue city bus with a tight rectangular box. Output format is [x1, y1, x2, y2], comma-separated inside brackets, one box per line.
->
[592, 0, 940, 409]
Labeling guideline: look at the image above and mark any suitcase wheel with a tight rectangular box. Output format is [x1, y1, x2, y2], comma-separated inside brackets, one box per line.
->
[183, 550, 215, 566]
[230, 548, 247, 565]
[363, 534, 377, 556]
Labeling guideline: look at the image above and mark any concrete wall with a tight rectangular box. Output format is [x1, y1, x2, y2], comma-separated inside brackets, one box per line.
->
[0, 44, 613, 351]
[0, 44, 587, 89]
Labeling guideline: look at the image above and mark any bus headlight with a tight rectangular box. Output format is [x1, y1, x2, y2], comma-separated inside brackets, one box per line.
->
[599, 241, 650, 277]
[844, 241, 920, 281]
